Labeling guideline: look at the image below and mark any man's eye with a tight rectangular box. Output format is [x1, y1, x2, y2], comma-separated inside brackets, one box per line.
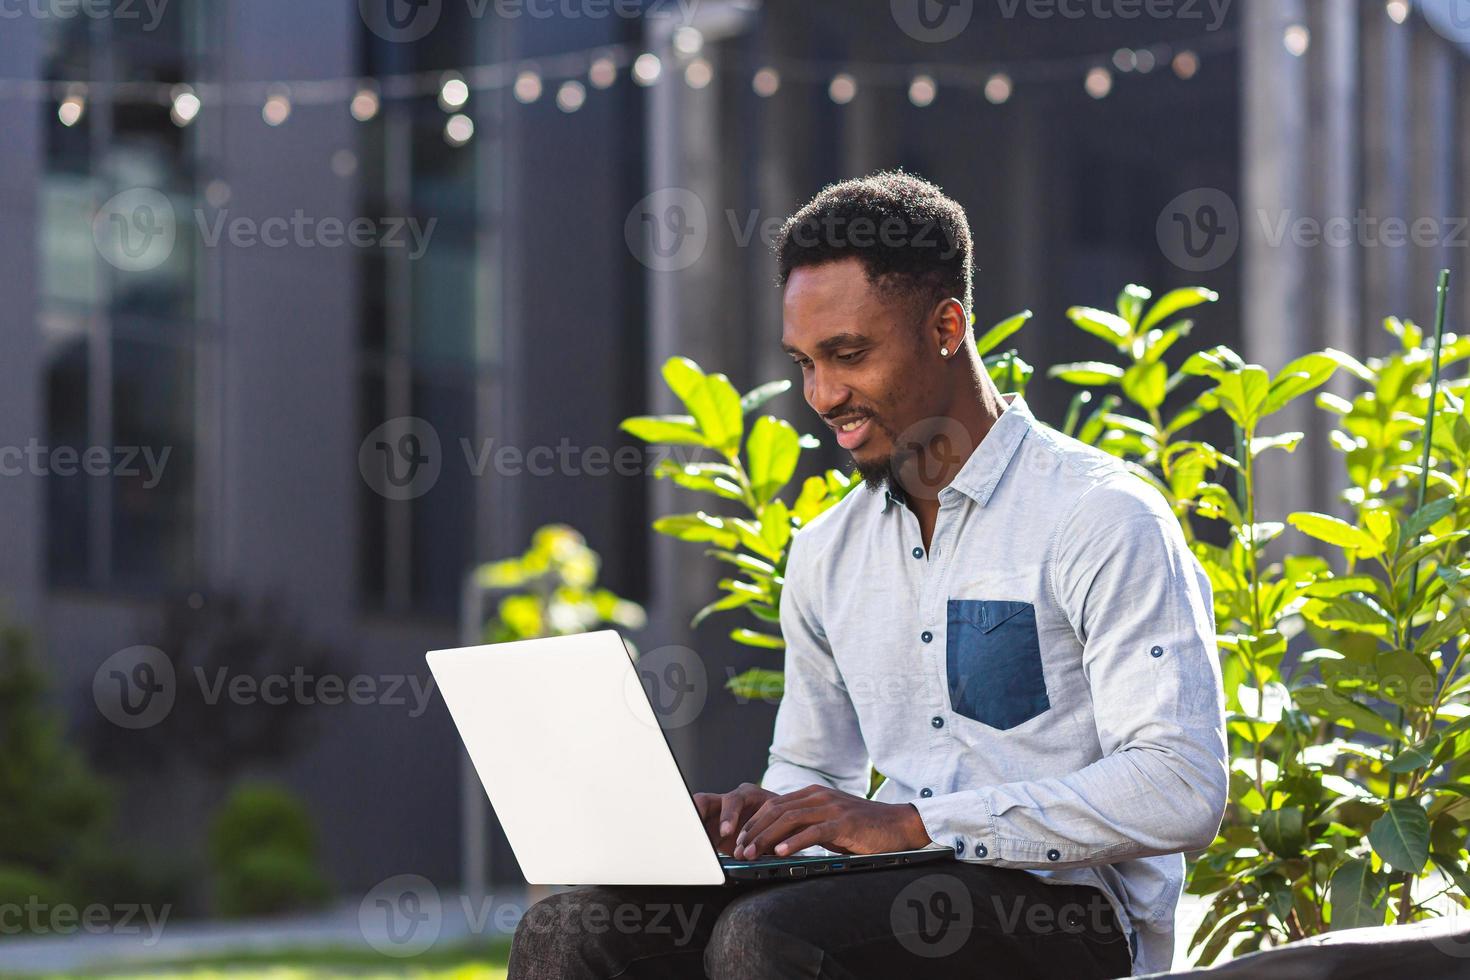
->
[836, 351, 864, 363]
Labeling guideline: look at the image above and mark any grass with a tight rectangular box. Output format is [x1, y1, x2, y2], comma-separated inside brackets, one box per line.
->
[18, 940, 512, 979]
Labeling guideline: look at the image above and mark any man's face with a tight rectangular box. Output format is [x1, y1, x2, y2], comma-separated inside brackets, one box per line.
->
[781, 257, 951, 485]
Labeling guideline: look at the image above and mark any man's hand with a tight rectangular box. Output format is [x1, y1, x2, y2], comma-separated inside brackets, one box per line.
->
[733, 785, 933, 860]
[693, 782, 777, 855]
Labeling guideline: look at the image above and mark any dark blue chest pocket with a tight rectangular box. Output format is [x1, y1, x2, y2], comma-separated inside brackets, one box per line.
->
[946, 599, 1050, 731]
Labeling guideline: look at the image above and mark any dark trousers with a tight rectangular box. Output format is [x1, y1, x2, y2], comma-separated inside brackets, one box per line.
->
[507, 863, 1133, 979]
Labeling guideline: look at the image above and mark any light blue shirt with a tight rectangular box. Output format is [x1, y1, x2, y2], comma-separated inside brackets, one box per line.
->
[762, 394, 1228, 976]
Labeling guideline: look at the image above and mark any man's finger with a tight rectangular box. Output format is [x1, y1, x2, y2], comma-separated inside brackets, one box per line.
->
[718, 792, 747, 840]
[771, 822, 837, 857]
[740, 806, 829, 859]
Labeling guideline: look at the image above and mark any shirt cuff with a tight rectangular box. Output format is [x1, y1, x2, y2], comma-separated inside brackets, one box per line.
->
[910, 789, 997, 861]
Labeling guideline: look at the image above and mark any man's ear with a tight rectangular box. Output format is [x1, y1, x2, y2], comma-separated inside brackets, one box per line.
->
[933, 298, 968, 357]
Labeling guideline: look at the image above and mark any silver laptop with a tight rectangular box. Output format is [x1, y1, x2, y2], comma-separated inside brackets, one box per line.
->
[425, 630, 952, 884]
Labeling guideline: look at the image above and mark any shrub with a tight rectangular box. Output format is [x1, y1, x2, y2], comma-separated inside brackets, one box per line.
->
[624, 281, 1470, 961]
[209, 782, 330, 917]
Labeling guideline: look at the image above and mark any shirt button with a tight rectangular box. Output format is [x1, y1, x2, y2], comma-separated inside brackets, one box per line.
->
[955, 840, 966, 856]
[912, 547, 923, 559]
[931, 716, 944, 729]
[1150, 645, 1164, 658]
[1047, 848, 1061, 861]
[976, 843, 988, 857]
[919, 788, 933, 798]
[921, 631, 933, 643]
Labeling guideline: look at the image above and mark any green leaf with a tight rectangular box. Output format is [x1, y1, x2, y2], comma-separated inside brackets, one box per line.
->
[1065, 306, 1131, 347]
[1047, 361, 1125, 386]
[1288, 512, 1382, 557]
[1260, 349, 1369, 418]
[740, 379, 792, 416]
[1300, 596, 1394, 637]
[1402, 497, 1459, 544]
[1250, 432, 1303, 456]
[974, 310, 1032, 356]
[1212, 366, 1271, 428]
[685, 374, 744, 454]
[1116, 284, 1151, 327]
[731, 628, 785, 650]
[1180, 345, 1246, 379]
[1329, 858, 1387, 930]
[1121, 359, 1168, 410]
[651, 512, 739, 549]
[1257, 807, 1306, 858]
[746, 415, 800, 504]
[759, 499, 792, 553]
[690, 590, 755, 628]
[703, 549, 776, 577]
[1139, 286, 1219, 333]
[725, 667, 784, 701]
[1385, 735, 1440, 774]
[661, 356, 706, 403]
[620, 415, 708, 446]
[1368, 799, 1430, 874]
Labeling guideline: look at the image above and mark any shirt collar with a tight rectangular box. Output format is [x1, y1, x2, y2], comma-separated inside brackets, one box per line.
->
[880, 393, 1035, 512]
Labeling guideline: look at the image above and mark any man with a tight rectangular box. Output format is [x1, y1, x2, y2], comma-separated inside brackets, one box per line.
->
[509, 172, 1227, 978]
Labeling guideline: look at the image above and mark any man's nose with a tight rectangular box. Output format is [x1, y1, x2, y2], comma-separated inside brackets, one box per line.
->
[805, 367, 849, 416]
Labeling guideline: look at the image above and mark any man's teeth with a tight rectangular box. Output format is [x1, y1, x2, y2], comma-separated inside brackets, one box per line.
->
[840, 419, 866, 432]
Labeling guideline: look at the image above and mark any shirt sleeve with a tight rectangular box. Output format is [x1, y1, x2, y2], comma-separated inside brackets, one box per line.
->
[761, 531, 872, 799]
[910, 480, 1228, 867]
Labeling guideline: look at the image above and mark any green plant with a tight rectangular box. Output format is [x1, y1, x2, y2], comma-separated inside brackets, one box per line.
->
[619, 313, 1035, 700]
[629, 280, 1470, 961]
[475, 524, 645, 643]
[209, 782, 330, 917]
[0, 615, 112, 884]
[1045, 282, 1470, 960]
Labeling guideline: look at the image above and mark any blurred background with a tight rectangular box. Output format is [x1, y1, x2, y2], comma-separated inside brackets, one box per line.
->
[1, 0, 1469, 971]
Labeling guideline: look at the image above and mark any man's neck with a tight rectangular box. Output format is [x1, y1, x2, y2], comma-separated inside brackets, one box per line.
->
[904, 376, 1009, 547]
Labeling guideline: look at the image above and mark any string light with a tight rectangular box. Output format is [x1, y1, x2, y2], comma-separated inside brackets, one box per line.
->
[1385, 0, 1409, 25]
[17, 32, 1233, 140]
[262, 87, 291, 126]
[438, 73, 469, 111]
[513, 70, 542, 103]
[170, 84, 200, 126]
[350, 85, 380, 122]
[632, 53, 662, 86]
[684, 58, 713, 89]
[984, 72, 1013, 104]
[672, 27, 703, 57]
[828, 72, 857, 104]
[1283, 24, 1310, 57]
[908, 74, 936, 107]
[556, 79, 586, 112]
[58, 87, 85, 127]
[588, 56, 617, 89]
[444, 113, 474, 146]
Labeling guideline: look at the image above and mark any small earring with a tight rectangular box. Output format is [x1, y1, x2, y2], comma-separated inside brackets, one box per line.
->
[940, 347, 950, 357]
